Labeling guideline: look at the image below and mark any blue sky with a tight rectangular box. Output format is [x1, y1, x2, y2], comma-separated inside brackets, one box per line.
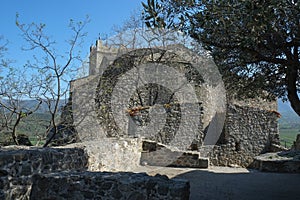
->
[0, 0, 145, 67]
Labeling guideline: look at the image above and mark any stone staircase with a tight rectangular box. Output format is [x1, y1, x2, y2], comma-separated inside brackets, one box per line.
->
[140, 140, 209, 168]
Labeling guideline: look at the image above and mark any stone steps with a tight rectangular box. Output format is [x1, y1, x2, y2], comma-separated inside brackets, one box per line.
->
[141, 140, 209, 168]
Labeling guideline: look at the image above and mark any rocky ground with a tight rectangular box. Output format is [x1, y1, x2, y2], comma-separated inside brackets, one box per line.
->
[134, 165, 300, 200]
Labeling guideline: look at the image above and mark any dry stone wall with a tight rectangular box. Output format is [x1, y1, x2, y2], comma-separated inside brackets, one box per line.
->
[0, 146, 88, 199]
[68, 42, 280, 168]
[0, 140, 189, 199]
[30, 172, 189, 200]
[203, 101, 279, 167]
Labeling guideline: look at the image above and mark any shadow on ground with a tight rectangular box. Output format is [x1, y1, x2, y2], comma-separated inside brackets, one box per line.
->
[172, 169, 300, 200]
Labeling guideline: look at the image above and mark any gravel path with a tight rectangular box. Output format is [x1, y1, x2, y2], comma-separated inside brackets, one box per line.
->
[134, 166, 300, 200]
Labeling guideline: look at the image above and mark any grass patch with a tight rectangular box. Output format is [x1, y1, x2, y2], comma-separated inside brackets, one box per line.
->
[0, 112, 58, 146]
[279, 128, 298, 148]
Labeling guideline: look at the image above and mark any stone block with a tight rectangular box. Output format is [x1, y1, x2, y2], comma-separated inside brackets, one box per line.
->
[253, 151, 300, 173]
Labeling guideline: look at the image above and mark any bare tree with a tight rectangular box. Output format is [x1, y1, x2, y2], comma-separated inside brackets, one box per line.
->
[0, 37, 7, 55]
[0, 66, 42, 145]
[16, 15, 89, 147]
[105, 11, 195, 51]
[0, 36, 8, 80]
[76, 57, 89, 79]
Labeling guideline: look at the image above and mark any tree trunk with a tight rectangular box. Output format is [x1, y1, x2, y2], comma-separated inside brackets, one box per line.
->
[286, 68, 300, 116]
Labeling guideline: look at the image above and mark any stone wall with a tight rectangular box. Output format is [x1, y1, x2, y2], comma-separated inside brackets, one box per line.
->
[203, 101, 279, 167]
[139, 99, 279, 168]
[71, 44, 226, 148]
[68, 42, 280, 168]
[0, 146, 88, 199]
[30, 172, 189, 200]
[0, 141, 189, 199]
[92, 45, 225, 151]
[70, 75, 107, 141]
[76, 138, 143, 172]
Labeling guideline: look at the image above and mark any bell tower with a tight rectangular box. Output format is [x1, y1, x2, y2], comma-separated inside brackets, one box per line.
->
[89, 40, 119, 76]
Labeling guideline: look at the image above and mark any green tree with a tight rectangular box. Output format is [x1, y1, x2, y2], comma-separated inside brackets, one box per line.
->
[143, 0, 300, 115]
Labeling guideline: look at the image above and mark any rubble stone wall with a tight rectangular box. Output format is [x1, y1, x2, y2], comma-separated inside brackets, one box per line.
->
[205, 101, 279, 167]
[0, 146, 88, 199]
[30, 172, 189, 200]
[0, 140, 189, 199]
[69, 44, 280, 168]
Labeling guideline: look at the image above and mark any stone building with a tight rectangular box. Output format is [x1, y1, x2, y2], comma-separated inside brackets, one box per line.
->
[69, 40, 281, 168]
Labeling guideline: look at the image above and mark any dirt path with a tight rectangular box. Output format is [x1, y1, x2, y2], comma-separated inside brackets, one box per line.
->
[134, 166, 300, 200]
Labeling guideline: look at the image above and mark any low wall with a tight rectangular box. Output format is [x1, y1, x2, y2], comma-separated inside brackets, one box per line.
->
[252, 151, 300, 173]
[0, 139, 190, 199]
[30, 172, 189, 200]
[0, 146, 88, 175]
[76, 138, 143, 172]
[0, 146, 88, 199]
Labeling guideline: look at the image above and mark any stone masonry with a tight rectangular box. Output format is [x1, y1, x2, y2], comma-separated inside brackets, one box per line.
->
[0, 141, 189, 199]
[30, 172, 189, 200]
[0, 39, 284, 199]
[0, 146, 87, 199]
[209, 100, 280, 167]
[69, 40, 280, 168]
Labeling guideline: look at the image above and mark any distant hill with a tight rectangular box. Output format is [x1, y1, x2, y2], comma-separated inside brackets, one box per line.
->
[1, 99, 67, 113]
[278, 100, 300, 129]
[2, 98, 299, 129]
[278, 100, 294, 113]
[277, 100, 300, 147]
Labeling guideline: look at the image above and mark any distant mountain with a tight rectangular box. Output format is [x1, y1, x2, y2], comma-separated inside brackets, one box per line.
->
[278, 100, 294, 113]
[2, 98, 299, 128]
[1, 99, 67, 113]
[278, 100, 300, 129]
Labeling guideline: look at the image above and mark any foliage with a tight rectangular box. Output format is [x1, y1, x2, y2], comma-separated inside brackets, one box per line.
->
[143, 0, 300, 115]
[280, 129, 298, 148]
[0, 112, 54, 146]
